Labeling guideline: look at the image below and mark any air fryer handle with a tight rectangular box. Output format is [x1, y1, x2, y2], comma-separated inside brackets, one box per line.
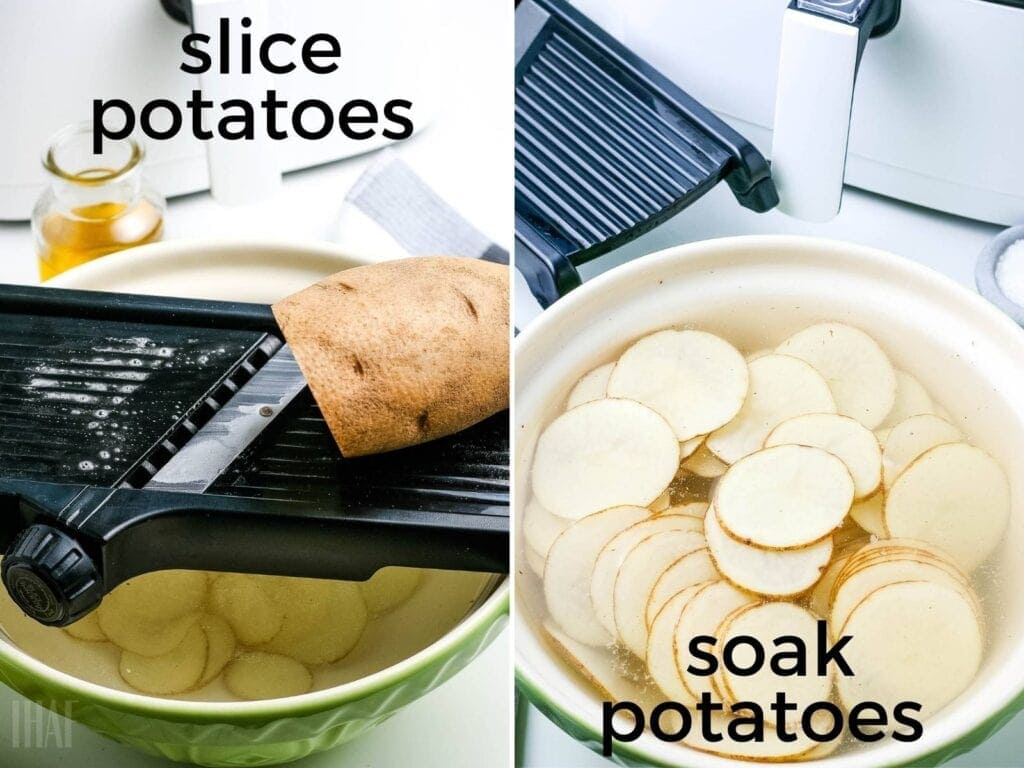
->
[189, 0, 282, 204]
[771, 0, 900, 222]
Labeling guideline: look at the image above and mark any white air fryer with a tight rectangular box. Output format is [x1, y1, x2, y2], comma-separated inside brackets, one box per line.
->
[0, 0, 438, 220]
[574, 0, 1024, 225]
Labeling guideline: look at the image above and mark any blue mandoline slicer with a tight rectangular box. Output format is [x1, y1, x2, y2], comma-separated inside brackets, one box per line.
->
[515, 0, 779, 307]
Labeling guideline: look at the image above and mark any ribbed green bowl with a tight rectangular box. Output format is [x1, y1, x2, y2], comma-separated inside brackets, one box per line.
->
[0, 239, 510, 766]
[0, 586, 507, 767]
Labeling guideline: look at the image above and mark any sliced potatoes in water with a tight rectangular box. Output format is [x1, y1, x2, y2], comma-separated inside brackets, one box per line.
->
[359, 567, 424, 617]
[210, 573, 283, 646]
[64, 611, 106, 642]
[591, 514, 702, 639]
[706, 353, 835, 464]
[224, 651, 313, 700]
[531, 398, 679, 520]
[119, 622, 208, 696]
[776, 322, 896, 429]
[197, 614, 237, 688]
[715, 444, 853, 549]
[260, 577, 368, 666]
[606, 329, 748, 442]
[527, 321, 1005, 760]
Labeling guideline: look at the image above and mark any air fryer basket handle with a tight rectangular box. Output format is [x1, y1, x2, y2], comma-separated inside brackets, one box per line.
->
[189, 0, 282, 204]
[771, 0, 900, 222]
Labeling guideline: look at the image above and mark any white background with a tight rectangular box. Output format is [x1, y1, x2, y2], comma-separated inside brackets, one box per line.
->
[0, 0, 511, 767]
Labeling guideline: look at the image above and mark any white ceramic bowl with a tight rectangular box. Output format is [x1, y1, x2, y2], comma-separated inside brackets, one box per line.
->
[515, 235, 1024, 767]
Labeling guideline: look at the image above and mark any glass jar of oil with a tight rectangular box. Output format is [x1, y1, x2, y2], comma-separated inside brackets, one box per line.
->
[31, 123, 165, 281]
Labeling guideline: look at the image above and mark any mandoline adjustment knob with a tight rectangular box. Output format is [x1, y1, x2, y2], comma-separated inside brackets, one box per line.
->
[1, 524, 103, 627]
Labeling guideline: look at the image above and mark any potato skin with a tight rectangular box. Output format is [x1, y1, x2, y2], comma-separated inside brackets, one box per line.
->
[273, 256, 509, 456]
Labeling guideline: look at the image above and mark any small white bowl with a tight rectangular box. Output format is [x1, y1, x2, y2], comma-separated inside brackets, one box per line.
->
[515, 235, 1024, 767]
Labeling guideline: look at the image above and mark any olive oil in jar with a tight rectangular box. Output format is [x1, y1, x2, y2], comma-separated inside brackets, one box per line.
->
[32, 123, 166, 280]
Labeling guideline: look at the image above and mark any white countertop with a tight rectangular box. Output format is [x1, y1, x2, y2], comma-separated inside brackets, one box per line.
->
[0, 1, 511, 766]
[516, 182, 1024, 767]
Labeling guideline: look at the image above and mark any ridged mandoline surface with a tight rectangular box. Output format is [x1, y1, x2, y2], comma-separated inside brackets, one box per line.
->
[0, 311, 264, 487]
[210, 393, 509, 518]
[515, 26, 730, 256]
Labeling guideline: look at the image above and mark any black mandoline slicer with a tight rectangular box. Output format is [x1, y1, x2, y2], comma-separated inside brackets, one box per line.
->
[515, 0, 779, 307]
[0, 284, 508, 627]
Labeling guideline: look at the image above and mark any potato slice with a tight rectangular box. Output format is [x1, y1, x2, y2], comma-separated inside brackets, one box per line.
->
[612, 529, 706, 656]
[879, 370, 934, 428]
[645, 549, 718, 629]
[746, 349, 773, 362]
[714, 445, 853, 549]
[359, 567, 423, 616]
[681, 445, 728, 478]
[765, 413, 881, 499]
[885, 443, 1009, 570]
[706, 354, 835, 464]
[101, 570, 207, 624]
[646, 584, 709, 703]
[800, 733, 843, 760]
[836, 540, 971, 587]
[831, 558, 977, 635]
[841, 538, 963, 572]
[64, 611, 106, 642]
[224, 651, 312, 700]
[96, 569, 207, 656]
[679, 435, 705, 460]
[662, 502, 709, 519]
[683, 713, 825, 761]
[673, 581, 754, 702]
[717, 603, 833, 720]
[832, 518, 871, 552]
[566, 363, 615, 409]
[809, 555, 851, 618]
[606, 329, 748, 441]
[525, 545, 546, 578]
[836, 580, 982, 720]
[198, 614, 236, 687]
[523, 499, 570, 558]
[591, 515, 702, 638]
[882, 414, 961, 488]
[776, 322, 896, 429]
[705, 507, 832, 597]
[119, 622, 207, 695]
[648, 491, 671, 513]
[542, 619, 649, 703]
[99, 609, 199, 658]
[260, 577, 368, 665]
[544, 506, 649, 646]
[532, 399, 679, 520]
[849, 493, 886, 537]
[209, 574, 284, 646]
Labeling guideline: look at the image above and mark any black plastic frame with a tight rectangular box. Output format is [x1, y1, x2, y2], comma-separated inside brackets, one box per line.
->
[0, 285, 509, 625]
[515, 0, 778, 307]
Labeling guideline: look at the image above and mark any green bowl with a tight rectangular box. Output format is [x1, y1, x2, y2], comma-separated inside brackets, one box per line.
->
[0, 240, 510, 766]
[0, 586, 507, 767]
